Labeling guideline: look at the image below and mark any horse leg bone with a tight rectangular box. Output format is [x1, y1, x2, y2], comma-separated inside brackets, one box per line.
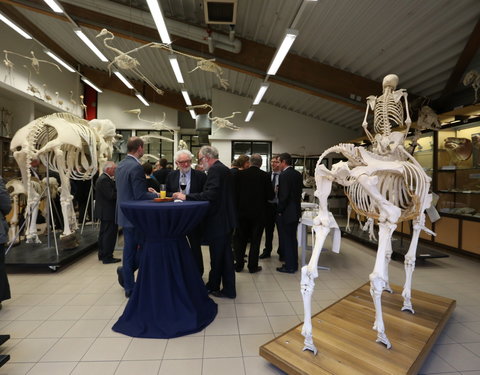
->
[54, 149, 75, 238]
[383, 234, 393, 293]
[401, 217, 422, 314]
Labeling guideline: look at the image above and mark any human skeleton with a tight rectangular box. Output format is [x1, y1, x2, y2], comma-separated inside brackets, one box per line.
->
[301, 74, 435, 353]
[186, 104, 240, 133]
[10, 113, 117, 247]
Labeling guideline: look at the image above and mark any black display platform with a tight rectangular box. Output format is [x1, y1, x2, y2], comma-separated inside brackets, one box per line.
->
[341, 225, 449, 261]
[5, 226, 99, 271]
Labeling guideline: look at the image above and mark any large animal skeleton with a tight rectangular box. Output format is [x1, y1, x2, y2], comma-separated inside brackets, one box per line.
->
[186, 104, 240, 133]
[10, 113, 117, 247]
[463, 70, 480, 103]
[301, 74, 436, 353]
[96, 29, 229, 92]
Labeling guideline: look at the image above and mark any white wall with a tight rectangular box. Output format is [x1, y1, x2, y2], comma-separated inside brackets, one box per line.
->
[209, 89, 358, 166]
[98, 90, 179, 131]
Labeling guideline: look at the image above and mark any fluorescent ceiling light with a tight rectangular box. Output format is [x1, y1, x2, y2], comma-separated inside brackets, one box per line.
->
[169, 56, 184, 83]
[189, 110, 197, 119]
[44, 50, 75, 72]
[245, 110, 254, 122]
[43, 0, 63, 13]
[135, 93, 150, 106]
[114, 71, 134, 89]
[74, 29, 108, 62]
[146, 0, 171, 44]
[267, 29, 298, 76]
[81, 77, 102, 93]
[253, 82, 269, 105]
[0, 13, 32, 39]
[181, 90, 192, 106]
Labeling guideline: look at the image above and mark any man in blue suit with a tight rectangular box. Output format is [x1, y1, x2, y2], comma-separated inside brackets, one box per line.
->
[173, 145, 237, 299]
[166, 149, 207, 275]
[115, 137, 157, 297]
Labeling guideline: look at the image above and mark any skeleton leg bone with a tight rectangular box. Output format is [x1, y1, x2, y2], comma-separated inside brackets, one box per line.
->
[401, 216, 422, 314]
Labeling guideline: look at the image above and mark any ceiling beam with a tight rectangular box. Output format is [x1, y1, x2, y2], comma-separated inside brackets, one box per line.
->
[436, 16, 480, 109]
[8, 0, 381, 111]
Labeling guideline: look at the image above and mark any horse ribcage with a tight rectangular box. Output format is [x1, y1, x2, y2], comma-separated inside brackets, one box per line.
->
[345, 162, 427, 223]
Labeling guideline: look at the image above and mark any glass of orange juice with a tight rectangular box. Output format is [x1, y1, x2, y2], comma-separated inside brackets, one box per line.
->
[159, 184, 167, 199]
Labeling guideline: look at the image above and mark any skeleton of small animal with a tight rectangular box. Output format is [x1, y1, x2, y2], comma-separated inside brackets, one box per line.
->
[463, 70, 480, 104]
[96, 29, 165, 95]
[3, 50, 14, 85]
[125, 109, 174, 134]
[186, 104, 240, 133]
[301, 74, 436, 354]
[23, 65, 41, 97]
[55, 92, 63, 108]
[10, 113, 117, 248]
[42, 84, 52, 102]
[3, 50, 61, 74]
[80, 95, 87, 118]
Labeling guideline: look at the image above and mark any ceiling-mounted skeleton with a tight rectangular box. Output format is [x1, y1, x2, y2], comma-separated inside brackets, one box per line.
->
[124, 108, 174, 134]
[301, 74, 436, 353]
[3, 50, 61, 74]
[186, 104, 240, 133]
[96, 29, 229, 92]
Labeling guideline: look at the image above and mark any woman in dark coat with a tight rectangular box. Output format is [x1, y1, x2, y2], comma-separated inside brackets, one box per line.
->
[0, 177, 12, 306]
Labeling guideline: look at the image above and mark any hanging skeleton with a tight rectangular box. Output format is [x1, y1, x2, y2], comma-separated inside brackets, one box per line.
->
[10, 113, 117, 248]
[3, 50, 61, 75]
[23, 65, 41, 97]
[186, 104, 240, 133]
[301, 74, 437, 353]
[125, 108, 174, 134]
[96, 29, 229, 91]
[463, 70, 480, 104]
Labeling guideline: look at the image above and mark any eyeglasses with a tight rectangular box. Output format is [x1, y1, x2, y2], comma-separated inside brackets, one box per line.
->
[177, 159, 192, 165]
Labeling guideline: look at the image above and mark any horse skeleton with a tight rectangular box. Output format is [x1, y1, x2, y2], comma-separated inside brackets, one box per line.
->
[301, 74, 435, 353]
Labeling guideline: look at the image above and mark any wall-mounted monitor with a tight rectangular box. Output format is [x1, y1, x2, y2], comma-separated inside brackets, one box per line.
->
[203, 0, 238, 25]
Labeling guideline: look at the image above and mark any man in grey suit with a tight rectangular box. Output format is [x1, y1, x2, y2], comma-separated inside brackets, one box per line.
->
[115, 137, 157, 297]
[166, 149, 207, 275]
[94, 161, 120, 264]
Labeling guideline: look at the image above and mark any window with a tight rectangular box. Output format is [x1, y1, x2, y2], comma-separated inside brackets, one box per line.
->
[136, 130, 174, 163]
[231, 141, 272, 171]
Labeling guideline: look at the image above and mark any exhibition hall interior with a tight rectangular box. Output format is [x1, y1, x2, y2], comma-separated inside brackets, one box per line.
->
[0, 0, 480, 374]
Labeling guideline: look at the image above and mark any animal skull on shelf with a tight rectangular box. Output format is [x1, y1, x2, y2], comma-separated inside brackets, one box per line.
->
[301, 74, 437, 354]
[10, 113, 117, 248]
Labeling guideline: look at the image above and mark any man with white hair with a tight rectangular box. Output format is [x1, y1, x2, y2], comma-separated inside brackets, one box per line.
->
[173, 145, 237, 299]
[94, 161, 120, 264]
[166, 149, 207, 275]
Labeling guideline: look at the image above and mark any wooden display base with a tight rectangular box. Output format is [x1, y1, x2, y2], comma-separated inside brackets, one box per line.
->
[260, 283, 455, 375]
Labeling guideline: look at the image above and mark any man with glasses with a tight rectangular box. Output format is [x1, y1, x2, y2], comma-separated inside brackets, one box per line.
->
[173, 145, 237, 299]
[166, 149, 207, 275]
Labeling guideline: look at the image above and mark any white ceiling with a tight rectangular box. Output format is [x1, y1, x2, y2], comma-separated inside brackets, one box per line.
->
[4, 0, 480, 131]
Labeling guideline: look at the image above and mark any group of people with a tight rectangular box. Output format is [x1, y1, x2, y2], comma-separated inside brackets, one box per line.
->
[95, 136, 303, 300]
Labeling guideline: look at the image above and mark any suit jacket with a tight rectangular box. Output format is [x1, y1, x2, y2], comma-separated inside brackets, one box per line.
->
[187, 160, 236, 240]
[115, 155, 157, 227]
[152, 168, 171, 185]
[277, 166, 303, 223]
[235, 166, 274, 220]
[94, 173, 117, 221]
[166, 169, 207, 196]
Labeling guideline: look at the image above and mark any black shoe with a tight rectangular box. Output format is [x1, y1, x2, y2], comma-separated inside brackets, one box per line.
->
[103, 257, 121, 264]
[116, 266, 124, 288]
[235, 263, 244, 272]
[276, 266, 296, 274]
[259, 252, 271, 259]
[211, 290, 236, 299]
[249, 266, 262, 273]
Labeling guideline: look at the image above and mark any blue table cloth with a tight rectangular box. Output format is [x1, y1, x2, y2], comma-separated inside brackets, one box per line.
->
[112, 200, 217, 338]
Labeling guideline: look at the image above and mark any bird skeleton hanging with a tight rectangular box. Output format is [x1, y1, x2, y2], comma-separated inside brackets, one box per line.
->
[301, 74, 437, 354]
[3, 50, 61, 75]
[10, 113, 117, 248]
[186, 104, 240, 133]
[96, 29, 229, 92]
[125, 108, 174, 134]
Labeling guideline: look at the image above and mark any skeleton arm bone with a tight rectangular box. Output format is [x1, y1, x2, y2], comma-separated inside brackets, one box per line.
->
[362, 96, 376, 142]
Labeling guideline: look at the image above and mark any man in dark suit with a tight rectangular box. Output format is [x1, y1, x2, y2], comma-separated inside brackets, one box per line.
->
[152, 158, 171, 185]
[260, 155, 282, 259]
[173, 145, 237, 299]
[115, 137, 157, 297]
[234, 154, 274, 273]
[166, 149, 207, 275]
[94, 161, 120, 264]
[276, 152, 303, 273]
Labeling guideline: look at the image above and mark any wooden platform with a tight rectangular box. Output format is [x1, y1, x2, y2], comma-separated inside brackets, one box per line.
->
[260, 283, 456, 375]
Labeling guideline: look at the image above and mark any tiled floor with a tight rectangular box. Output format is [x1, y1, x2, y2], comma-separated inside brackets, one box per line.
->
[1, 233, 480, 374]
